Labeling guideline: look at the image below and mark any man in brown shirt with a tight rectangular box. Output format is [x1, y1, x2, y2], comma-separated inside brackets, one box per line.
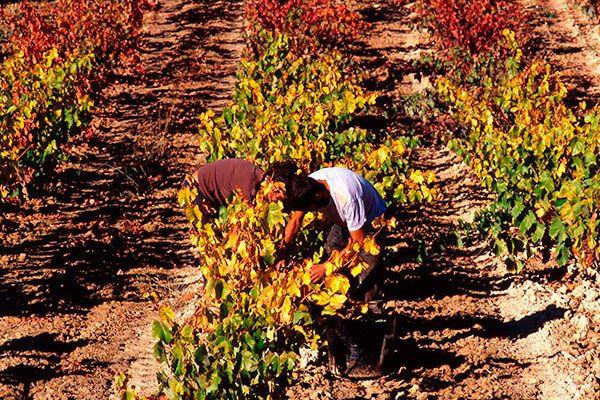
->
[185, 158, 296, 211]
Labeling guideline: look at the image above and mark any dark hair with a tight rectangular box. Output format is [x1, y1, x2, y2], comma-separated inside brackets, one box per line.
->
[265, 161, 299, 182]
[284, 176, 329, 212]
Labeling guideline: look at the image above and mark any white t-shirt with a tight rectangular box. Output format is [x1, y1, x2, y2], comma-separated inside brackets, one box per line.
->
[309, 167, 387, 231]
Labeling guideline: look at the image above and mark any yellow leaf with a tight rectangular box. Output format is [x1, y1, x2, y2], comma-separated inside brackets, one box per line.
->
[390, 139, 405, 154]
[280, 297, 291, 318]
[287, 282, 301, 298]
[224, 233, 239, 249]
[409, 170, 425, 184]
[556, 161, 566, 178]
[324, 262, 334, 276]
[421, 185, 431, 201]
[159, 306, 175, 325]
[535, 206, 546, 219]
[363, 238, 380, 256]
[302, 270, 312, 285]
[327, 275, 348, 293]
[350, 264, 363, 277]
[237, 240, 249, 258]
[329, 294, 347, 308]
[312, 292, 330, 306]
[321, 305, 336, 316]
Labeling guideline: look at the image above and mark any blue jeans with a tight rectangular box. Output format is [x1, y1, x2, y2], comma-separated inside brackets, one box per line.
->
[324, 224, 382, 301]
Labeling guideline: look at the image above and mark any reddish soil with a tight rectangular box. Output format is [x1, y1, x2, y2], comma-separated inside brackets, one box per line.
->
[1, 1, 599, 399]
[286, 1, 600, 399]
[0, 0, 242, 398]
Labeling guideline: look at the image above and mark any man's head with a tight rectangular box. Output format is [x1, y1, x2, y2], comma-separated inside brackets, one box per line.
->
[284, 176, 330, 212]
[262, 161, 300, 202]
[265, 161, 299, 182]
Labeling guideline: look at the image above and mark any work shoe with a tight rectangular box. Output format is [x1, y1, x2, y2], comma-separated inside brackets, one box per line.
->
[327, 329, 384, 379]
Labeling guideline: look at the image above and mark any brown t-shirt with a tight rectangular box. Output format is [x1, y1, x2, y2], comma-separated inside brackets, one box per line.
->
[193, 159, 265, 208]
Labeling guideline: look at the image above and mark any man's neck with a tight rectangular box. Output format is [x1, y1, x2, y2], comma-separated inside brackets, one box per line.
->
[317, 179, 330, 192]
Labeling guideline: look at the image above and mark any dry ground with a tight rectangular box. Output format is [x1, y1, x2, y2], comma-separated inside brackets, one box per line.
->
[1, 1, 599, 399]
[0, 0, 242, 397]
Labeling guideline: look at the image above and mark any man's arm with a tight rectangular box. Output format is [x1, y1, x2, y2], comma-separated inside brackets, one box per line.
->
[275, 211, 305, 266]
[283, 211, 305, 246]
[348, 228, 365, 246]
[309, 227, 365, 282]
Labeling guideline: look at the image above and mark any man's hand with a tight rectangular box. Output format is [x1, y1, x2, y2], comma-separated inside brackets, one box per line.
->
[310, 263, 326, 283]
[275, 259, 287, 271]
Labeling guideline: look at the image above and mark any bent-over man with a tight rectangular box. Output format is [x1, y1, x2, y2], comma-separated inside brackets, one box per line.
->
[183, 158, 296, 212]
[280, 167, 387, 299]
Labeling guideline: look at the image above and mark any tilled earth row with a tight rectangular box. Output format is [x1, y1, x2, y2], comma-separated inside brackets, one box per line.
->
[1, 1, 600, 399]
[289, 1, 600, 399]
[0, 0, 243, 398]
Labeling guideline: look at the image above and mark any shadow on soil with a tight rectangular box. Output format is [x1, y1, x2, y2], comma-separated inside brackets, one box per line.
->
[371, 232, 567, 389]
[377, 302, 564, 390]
[0, 0, 240, 318]
[0, 0, 240, 396]
[310, 0, 581, 395]
[0, 333, 104, 397]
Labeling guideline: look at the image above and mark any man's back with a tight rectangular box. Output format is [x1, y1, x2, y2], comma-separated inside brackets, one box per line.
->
[194, 159, 265, 208]
[309, 167, 387, 231]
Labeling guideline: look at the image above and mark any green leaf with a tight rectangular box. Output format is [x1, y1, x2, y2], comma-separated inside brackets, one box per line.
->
[532, 223, 546, 243]
[194, 345, 208, 365]
[114, 372, 126, 387]
[241, 349, 258, 372]
[265, 203, 284, 230]
[64, 111, 74, 128]
[292, 310, 312, 324]
[510, 201, 525, 221]
[225, 360, 234, 383]
[556, 243, 571, 266]
[539, 171, 555, 193]
[260, 239, 276, 264]
[249, 286, 259, 300]
[180, 325, 194, 343]
[493, 238, 508, 256]
[572, 221, 585, 238]
[519, 210, 536, 234]
[571, 137, 585, 155]
[554, 198, 567, 210]
[125, 389, 136, 400]
[223, 107, 233, 125]
[549, 216, 566, 242]
[243, 333, 255, 348]
[454, 230, 464, 249]
[41, 140, 57, 163]
[152, 321, 173, 344]
[206, 372, 222, 394]
[218, 205, 229, 222]
[172, 344, 184, 376]
[219, 302, 229, 319]
[153, 341, 166, 363]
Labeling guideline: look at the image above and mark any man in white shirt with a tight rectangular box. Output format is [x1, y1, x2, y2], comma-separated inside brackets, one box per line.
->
[280, 167, 388, 377]
[280, 167, 387, 295]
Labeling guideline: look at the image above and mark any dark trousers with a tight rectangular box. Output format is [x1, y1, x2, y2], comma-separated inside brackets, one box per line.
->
[324, 224, 382, 302]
